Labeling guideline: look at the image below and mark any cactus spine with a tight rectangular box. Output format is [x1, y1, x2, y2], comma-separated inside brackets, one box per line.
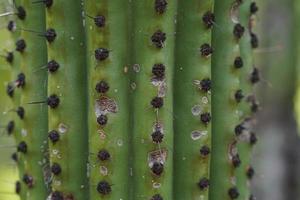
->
[46, 0, 88, 198]
[84, 0, 131, 199]
[18, 0, 49, 199]
[174, 0, 213, 199]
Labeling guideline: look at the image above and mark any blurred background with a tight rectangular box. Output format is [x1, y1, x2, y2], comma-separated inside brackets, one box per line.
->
[0, 0, 300, 200]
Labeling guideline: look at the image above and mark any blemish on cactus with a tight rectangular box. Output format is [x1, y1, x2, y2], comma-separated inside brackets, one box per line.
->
[148, 149, 168, 166]
[151, 30, 166, 48]
[95, 48, 109, 61]
[191, 130, 207, 140]
[151, 162, 164, 176]
[48, 130, 60, 143]
[228, 187, 240, 199]
[51, 163, 62, 175]
[95, 97, 118, 115]
[95, 81, 109, 93]
[233, 24, 245, 39]
[202, 11, 215, 29]
[17, 141, 28, 154]
[198, 177, 210, 190]
[200, 43, 213, 57]
[97, 181, 111, 195]
[47, 94, 60, 108]
[97, 149, 110, 161]
[16, 39, 26, 52]
[155, 0, 167, 14]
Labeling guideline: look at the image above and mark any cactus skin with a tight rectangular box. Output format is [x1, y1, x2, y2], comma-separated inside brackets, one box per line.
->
[84, 0, 131, 199]
[131, 0, 177, 199]
[210, 0, 242, 199]
[18, 0, 49, 199]
[46, 0, 89, 198]
[236, 1, 257, 199]
[5, 0, 28, 199]
[173, 1, 213, 199]
[0, 0, 263, 199]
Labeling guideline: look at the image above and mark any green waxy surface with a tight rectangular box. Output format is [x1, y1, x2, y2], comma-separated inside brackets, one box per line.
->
[84, 0, 131, 199]
[18, 0, 49, 199]
[131, 0, 177, 199]
[210, 0, 241, 199]
[46, 0, 89, 198]
[173, 0, 213, 199]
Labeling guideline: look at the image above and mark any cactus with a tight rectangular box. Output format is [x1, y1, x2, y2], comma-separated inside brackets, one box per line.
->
[174, 0, 213, 199]
[0, 0, 260, 199]
[45, 0, 89, 199]
[84, 0, 131, 199]
[17, 0, 49, 199]
[235, 1, 259, 200]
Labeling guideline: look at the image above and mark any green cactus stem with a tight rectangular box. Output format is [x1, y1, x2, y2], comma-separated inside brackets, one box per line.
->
[84, 0, 131, 199]
[210, 0, 244, 199]
[46, 0, 88, 199]
[4, 0, 28, 199]
[235, 1, 258, 200]
[17, 0, 49, 199]
[131, 0, 177, 199]
[173, 1, 213, 199]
